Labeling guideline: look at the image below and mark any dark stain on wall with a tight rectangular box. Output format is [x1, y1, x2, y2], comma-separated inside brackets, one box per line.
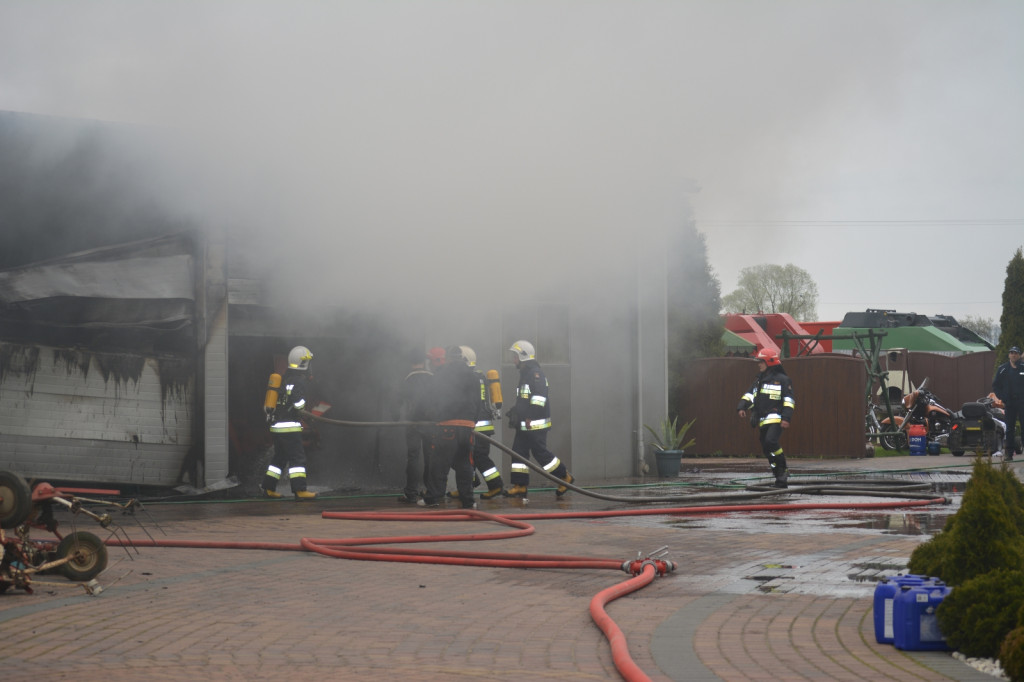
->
[0, 344, 40, 394]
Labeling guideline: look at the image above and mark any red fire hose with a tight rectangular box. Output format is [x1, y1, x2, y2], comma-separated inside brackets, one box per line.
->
[591, 562, 661, 682]
[106, 497, 946, 681]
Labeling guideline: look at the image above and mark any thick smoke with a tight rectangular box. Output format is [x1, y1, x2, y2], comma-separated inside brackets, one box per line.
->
[1, 1, 1022, 321]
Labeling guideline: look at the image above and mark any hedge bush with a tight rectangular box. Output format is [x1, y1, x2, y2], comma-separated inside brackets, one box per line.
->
[1000, 624, 1024, 682]
[937, 569, 1024, 658]
[908, 459, 1024, 585]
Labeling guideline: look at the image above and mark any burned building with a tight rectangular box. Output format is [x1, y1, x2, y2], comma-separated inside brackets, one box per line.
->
[1, 110, 675, 493]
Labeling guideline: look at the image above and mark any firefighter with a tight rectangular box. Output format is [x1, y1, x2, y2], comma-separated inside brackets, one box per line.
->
[396, 348, 436, 503]
[503, 340, 574, 498]
[737, 347, 795, 488]
[262, 345, 317, 499]
[421, 345, 478, 508]
[446, 346, 505, 500]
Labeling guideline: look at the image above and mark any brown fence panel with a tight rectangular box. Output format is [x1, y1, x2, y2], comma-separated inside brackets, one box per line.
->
[678, 355, 866, 458]
[677, 351, 997, 459]
[902, 351, 996, 412]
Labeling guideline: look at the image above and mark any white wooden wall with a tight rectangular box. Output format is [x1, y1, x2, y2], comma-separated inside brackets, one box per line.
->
[0, 344, 193, 486]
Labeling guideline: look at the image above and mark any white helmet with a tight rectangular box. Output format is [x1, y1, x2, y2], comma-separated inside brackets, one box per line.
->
[459, 346, 477, 367]
[509, 340, 535, 362]
[287, 345, 313, 370]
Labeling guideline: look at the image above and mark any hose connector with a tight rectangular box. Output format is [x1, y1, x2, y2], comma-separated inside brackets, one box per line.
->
[621, 546, 676, 576]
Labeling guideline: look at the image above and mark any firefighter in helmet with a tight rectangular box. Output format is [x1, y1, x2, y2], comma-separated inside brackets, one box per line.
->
[504, 340, 574, 498]
[446, 346, 505, 500]
[262, 345, 317, 499]
[737, 347, 795, 488]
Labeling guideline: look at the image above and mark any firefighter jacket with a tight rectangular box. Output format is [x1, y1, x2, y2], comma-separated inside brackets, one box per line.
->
[428, 360, 479, 426]
[510, 359, 551, 432]
[472, 369, 497, 433]
[993, 360, 1024, 406]
[737, 365, 795, 428]
[400, 367, 433, 421]
[270, 369, 310, 434]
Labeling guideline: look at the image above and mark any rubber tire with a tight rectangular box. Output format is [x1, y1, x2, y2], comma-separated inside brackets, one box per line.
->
[0, 470, 33, 529]
[880, 430, 906, 451]
[948, 431, 964, 457]
[56, 531, 108, 581]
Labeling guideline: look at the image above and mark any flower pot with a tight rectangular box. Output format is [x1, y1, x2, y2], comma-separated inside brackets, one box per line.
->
[655, 449, 683, 478]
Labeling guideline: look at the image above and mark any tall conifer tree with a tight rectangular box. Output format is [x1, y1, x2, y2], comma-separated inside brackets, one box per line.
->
[997, 247, 1024, 362]
[666, 216, 723, 417]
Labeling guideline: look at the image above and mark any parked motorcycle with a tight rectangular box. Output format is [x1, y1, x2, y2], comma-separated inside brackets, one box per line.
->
[948, 394, 1006, 457]
[878, 378, 956, 450]
[866, 400, 905, 451]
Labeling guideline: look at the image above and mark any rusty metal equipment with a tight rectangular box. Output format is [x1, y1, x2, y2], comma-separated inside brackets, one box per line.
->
[1, 470, 142, 595]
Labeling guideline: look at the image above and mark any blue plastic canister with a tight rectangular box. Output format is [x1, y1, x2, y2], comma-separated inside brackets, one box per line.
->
[873, 574, 932, 644]
[893, 583, 952, 651]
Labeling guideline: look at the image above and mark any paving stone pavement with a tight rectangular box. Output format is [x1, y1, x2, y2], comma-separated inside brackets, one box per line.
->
[0, 454, 1001, 680]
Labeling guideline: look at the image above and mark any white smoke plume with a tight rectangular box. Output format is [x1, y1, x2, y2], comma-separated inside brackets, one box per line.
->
[1, 1, 1021, 320]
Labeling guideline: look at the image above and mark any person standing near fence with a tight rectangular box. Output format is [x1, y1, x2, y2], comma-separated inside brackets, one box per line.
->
[737, 347, 795, 488]
[993, 345, 1024, 462]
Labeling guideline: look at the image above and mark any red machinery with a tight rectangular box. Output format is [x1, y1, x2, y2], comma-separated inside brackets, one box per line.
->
[1, 470, 139, 595]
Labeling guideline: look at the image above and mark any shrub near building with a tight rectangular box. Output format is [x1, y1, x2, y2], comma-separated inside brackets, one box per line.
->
[908, 459, 1024, 675]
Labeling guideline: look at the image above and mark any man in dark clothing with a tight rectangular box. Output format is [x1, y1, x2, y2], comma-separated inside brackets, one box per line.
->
[446, 345, 506, 501]
[420, 345, 478, 509]
[737, 347, 796, 488]
[504, 340, 574, 498]
[396, 348, 437, 503]
[262, 345, 317, 499]
[993, 345, 1024, 461]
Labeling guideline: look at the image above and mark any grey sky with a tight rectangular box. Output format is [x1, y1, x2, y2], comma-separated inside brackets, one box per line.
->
[1, 1, 1021, 322]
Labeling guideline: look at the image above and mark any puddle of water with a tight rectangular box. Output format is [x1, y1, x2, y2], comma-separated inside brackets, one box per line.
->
[661, 506, 958, 536]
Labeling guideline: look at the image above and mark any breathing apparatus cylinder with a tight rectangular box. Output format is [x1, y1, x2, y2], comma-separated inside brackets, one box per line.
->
[486, 370, 503, 409]
[264, 373, 282, 414]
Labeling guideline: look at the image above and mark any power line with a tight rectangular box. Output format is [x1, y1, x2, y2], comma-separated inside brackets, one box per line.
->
[699, 219, 1023, 228]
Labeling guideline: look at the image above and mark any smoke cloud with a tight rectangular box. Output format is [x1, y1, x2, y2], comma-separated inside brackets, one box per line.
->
[1, 1, 1021, 320]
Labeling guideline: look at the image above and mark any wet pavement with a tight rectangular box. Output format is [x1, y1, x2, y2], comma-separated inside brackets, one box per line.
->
[0, 453, 1006, 680]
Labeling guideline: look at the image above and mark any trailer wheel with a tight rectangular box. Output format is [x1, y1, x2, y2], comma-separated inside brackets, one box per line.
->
[0, 470, 33, 529]
[56, 531, 108, 581]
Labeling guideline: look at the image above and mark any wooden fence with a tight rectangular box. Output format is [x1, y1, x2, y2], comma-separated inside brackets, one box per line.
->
[676, 351, 996, 459]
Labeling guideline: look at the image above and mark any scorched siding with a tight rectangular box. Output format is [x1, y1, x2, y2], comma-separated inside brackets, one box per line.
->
[0, 343, 193, 485]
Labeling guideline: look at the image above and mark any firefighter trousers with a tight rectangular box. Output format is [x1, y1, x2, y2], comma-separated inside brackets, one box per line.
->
[425, 426, 475, 507]
[510, 428, 567, 487]
[263, 432, 309, 493]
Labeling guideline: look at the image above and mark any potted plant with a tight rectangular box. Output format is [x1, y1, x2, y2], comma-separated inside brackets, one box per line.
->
[644, 417, 696, 478]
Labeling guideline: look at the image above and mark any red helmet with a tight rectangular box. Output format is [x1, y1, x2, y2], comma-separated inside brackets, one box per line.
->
[426, 347, 446, 368]
[756, 348, 781, 367]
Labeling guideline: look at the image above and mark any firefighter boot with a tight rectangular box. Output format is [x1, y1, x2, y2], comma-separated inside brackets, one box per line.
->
[555, 473, 575, 498]
[480, 480, 506, 499]
[261, 486, 283, 499]
[295, 490, 317, 500]
[771, 454, 789, 489]
[447, 473, 483, 499]
[504, 484, 528, 498]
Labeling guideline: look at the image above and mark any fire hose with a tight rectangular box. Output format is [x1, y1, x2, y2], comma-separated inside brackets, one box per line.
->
[103, 416, 951, 680]
[305, 413, 949, 505]
[110, 507, 675, 681]
[109, 499, 949, 681]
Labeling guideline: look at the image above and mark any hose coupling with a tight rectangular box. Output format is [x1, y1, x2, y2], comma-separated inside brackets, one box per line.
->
[621, 546, 676, 576]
